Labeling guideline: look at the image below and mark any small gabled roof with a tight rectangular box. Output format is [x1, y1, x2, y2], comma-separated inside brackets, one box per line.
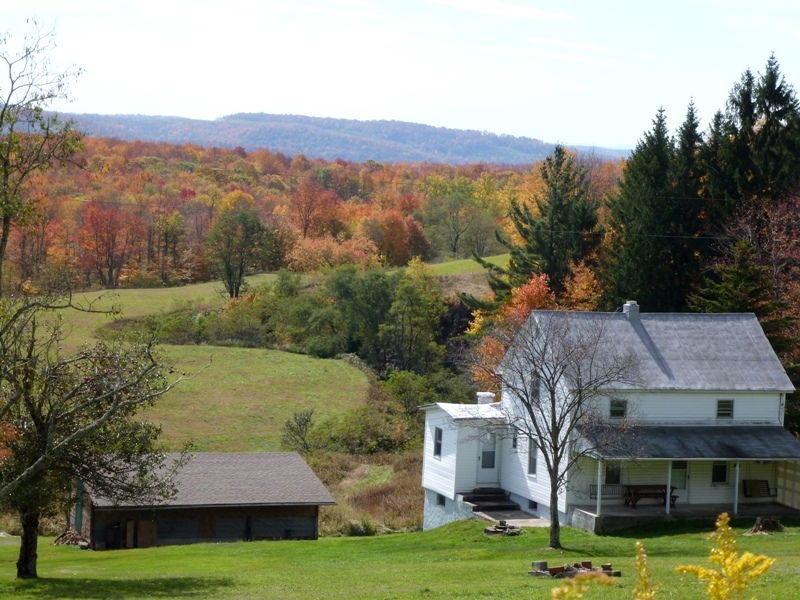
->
[508, 308, 793, 393]
[92, 452, 335, 509]
[419, 402, 507, 422]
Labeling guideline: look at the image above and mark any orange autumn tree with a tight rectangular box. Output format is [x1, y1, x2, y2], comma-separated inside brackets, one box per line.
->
[471, 273, 556, 392]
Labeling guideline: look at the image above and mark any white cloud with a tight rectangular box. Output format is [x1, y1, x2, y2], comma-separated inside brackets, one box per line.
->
[480, 44, 610, 65]
[432, 0, 569, 21]
[528, 37, 639, 58]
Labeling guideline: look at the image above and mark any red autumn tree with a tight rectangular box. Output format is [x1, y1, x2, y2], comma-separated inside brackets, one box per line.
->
[77, 202, 144, 288]
[471, 273, 556, 392]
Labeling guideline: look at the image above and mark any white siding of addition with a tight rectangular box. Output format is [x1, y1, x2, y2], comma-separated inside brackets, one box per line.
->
[498, 432, 564, 516]
[454, 425, 481, 493]
[421, 410, 457, 499]
[612, 391, 782, 425]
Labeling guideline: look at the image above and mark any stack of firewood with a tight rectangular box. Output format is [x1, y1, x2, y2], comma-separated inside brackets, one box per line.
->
[53, 529, 89, 549]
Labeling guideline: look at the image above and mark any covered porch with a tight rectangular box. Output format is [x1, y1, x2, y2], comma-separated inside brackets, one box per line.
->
[569, 501, 800, 534]
[570, 425, 800, 533]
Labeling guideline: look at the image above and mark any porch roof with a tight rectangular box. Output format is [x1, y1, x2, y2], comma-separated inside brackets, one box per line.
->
[586, 425, 800, 461]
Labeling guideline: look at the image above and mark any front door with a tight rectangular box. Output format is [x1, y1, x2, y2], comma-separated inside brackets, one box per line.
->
[477, 433, 499, 484]
[672, 461, 688, 504]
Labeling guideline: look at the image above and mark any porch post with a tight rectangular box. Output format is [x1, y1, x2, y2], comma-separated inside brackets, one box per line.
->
[665, 461, 672, 515]
[733, 462, 740, 515]
[596, 460, 603, 516]
[793, 461, 798, 509]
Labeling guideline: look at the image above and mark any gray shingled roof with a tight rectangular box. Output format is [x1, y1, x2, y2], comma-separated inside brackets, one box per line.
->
[587, 426, 800, 460]
[526, 309, 793, 392]
[93, 452, 335, 508]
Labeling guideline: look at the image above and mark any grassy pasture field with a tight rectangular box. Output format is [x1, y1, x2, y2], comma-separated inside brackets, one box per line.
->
[2, 519, 799, 599]
[52, 272, 368, 452]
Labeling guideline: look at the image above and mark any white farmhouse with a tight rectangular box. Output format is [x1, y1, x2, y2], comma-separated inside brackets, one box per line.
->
[421, 301, 800, 533]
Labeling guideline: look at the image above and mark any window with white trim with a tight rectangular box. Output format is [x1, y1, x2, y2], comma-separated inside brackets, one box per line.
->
[717, 399, 734, 419]
[610, 399, 627, 420]
[528, 438, 537, 475]
[433, 427, 443, 458]
[605, 462, 622, 485]
[712, 461, 728, 484]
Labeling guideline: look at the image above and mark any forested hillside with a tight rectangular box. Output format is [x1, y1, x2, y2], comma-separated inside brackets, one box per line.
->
[60, 112, 629, 164]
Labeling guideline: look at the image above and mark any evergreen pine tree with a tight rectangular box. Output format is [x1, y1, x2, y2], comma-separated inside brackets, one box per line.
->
[604, 109, 677, 310]
[474, 145, 598, 303]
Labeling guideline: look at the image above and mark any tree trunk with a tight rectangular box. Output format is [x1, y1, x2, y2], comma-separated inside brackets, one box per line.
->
[0, 213, 12, 297]
[549, 483, 561, 549]
[17, 508, 40, 579]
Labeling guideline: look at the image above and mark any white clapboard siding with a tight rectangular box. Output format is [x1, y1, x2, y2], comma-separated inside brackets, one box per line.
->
[606, 391, 782, 424]
[498, 433, 563, 513]
[421, 410, 457, 498]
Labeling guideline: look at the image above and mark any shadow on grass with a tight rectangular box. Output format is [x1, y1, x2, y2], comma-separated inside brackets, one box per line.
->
[6, 575, 235, 598]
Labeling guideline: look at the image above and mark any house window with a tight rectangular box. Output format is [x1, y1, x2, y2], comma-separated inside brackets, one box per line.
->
[528, 438, 538, 475]
[511, 430, 518, 450]
[712, 461, 728, 484]
[610, 399, 627, 420]
[436, 493, 446, 506]
[717, 399, 734, 419]
[605, 463, 622, 485]
[433, 427, 443, 458]
[528, 500, 538, 510]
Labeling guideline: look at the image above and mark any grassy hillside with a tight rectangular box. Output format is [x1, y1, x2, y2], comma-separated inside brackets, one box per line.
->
[55, 273, 369, 452]
[2, 519, 798, 598]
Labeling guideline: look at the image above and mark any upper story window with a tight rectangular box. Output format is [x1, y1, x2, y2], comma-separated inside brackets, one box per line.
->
[511, 431, 518, 451]
[717, 399, 734, 419]
[610, 399, 627, 420]
[433, 427, 443, 458]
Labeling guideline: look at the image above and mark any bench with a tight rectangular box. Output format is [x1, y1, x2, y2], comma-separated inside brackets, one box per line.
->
[589, 484, 625, 499]
[742, 479, 777, 498]
[624, 484, 678, 509]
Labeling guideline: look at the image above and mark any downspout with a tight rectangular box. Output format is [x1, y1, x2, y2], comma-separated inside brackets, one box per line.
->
[665, 462, 672, 515]
[596, 460, 603, 516]
[733, 462, 740, 515]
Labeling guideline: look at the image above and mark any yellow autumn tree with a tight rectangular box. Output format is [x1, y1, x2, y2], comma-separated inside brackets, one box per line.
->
[677, 513, 774, 600]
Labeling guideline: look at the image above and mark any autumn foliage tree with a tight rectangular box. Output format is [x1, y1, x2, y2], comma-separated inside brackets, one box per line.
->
[77, 202, 143, 288]
[470, 273, 556, 392]
[0, 22, 83, 294]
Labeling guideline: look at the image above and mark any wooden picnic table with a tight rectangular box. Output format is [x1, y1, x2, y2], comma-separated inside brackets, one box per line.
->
[624, 484, 678, 509]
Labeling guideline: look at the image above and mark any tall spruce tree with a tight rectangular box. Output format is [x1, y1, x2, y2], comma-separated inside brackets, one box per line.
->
[476, 145, 598, 303]
[605, 106, 717, 312]
[605, 109, 676, 310]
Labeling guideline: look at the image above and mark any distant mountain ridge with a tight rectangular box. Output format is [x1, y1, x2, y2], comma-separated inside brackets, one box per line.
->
[61, 112, 629, 165]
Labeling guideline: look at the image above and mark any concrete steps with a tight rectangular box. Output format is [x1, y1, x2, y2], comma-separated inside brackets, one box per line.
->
[462, 488, 520, 512]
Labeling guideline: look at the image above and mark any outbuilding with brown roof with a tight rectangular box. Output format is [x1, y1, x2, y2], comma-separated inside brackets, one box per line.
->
[81, 452, 335, 549]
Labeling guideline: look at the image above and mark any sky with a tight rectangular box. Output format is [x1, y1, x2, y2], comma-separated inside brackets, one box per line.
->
[7, 1, 800, 149]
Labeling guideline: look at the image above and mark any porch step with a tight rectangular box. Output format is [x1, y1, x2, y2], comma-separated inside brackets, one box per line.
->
[462, 488, 520, 512]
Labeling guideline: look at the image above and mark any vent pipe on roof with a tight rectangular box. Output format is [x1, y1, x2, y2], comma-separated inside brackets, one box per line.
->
[623, 300, 639, 321]
[476, 392, 495, 404]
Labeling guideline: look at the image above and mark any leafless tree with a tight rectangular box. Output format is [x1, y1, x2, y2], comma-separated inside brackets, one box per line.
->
[494, 310, 641, 548]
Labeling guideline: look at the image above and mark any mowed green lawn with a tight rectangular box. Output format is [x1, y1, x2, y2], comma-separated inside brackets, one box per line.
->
[2, 519, 799, 599]
[53, 273, 368, 452]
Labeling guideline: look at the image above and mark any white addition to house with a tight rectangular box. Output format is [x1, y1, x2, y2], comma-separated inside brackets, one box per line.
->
[420, 301, 800, 533]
